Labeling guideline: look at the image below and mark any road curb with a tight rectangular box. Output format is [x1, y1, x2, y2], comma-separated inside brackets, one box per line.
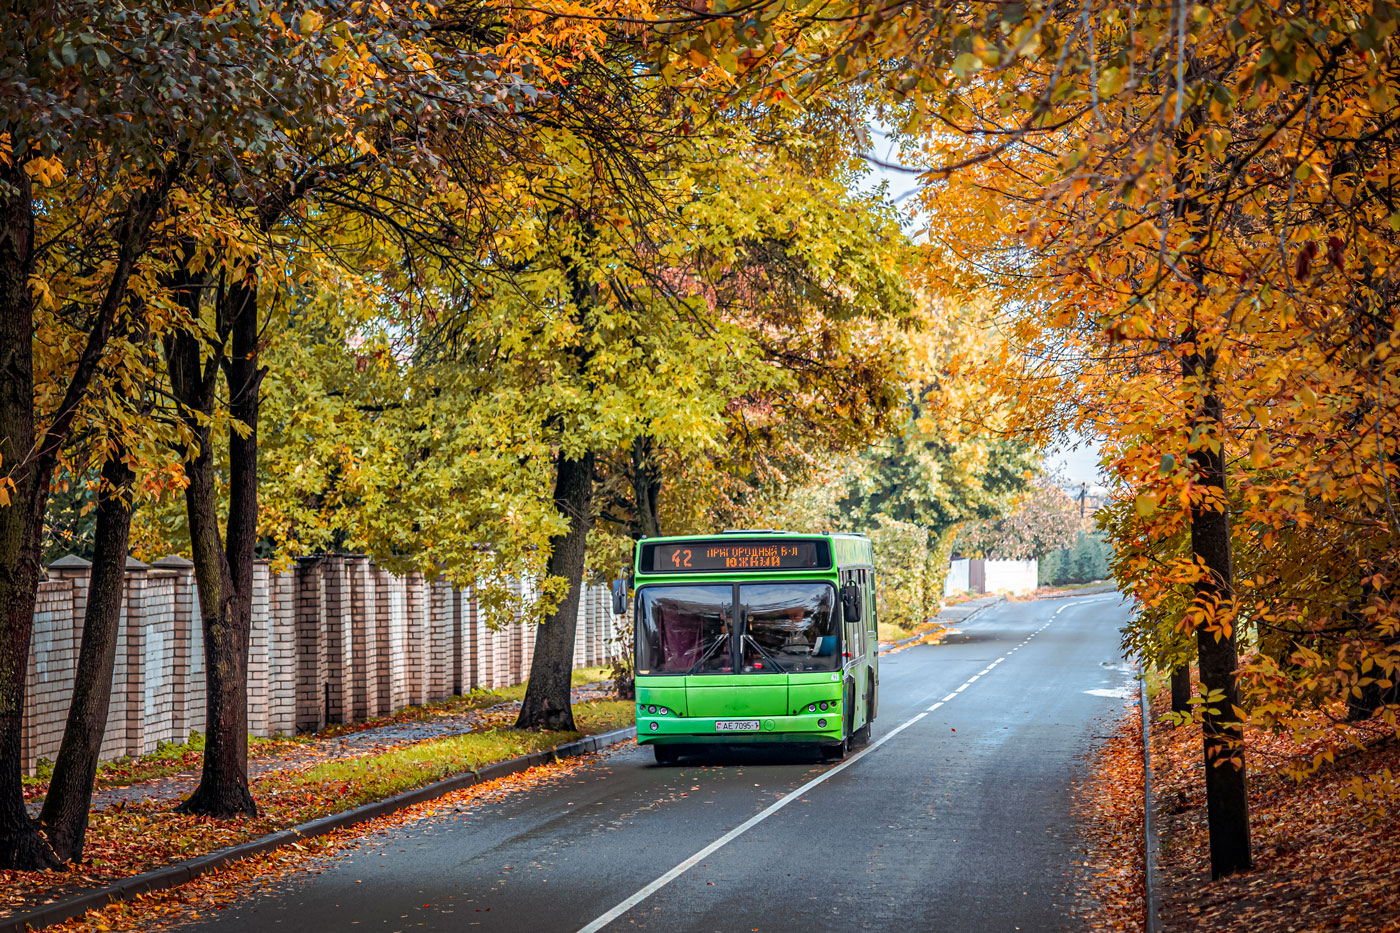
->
[878, 596, 1006, 652]
[1, 725, 638, 933]
[1141, 673, 1162, 933]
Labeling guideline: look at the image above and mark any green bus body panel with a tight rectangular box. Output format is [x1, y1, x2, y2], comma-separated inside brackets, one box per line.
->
[636, 683, 687, 716]
[638, 712, 844, 745]
[688, 684, 785, 718]
[633, 531, 878, 749]
[637, 675, 842, 720]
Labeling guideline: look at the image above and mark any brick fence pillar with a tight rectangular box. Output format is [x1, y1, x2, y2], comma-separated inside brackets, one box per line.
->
[121, 557, 149, 756]
[246, 561, 271, 738]
[266, 569, 297, 736]
[295, 557, 326, 733]
[323, 556, 348, 726]
[28, 556, 89, 774]
[347, 557, 372, 721]
[152, 555, 195, 744]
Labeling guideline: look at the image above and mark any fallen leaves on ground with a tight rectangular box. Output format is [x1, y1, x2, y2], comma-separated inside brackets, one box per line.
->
[1, 699, 632, 920]
[1151, 690, 1400, 932]
[37, 753, 612, 932]
[1071, 700, 1145, 932]
[878, 623, 949, 653]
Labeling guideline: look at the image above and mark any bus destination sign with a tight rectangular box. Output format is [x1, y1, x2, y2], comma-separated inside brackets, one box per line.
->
[651, 540, 824, 572]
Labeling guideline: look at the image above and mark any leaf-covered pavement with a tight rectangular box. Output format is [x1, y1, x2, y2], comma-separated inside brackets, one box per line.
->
[1080, 685, 1400, 933]
[1150, 688, 1400, 933]
[1072, 700, 1146, 932]
[39, 754, 615, 933]
[2, 684, 625, 921]
[1074, 686, 1400, 933]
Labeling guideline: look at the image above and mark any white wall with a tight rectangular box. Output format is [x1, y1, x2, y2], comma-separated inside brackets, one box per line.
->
[945, 558, 1039, 596]
[983, 559, 1038, 595]
[944, 558, 970, 596]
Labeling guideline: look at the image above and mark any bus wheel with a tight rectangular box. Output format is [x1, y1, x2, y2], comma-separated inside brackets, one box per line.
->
[653, 744, 681, 765]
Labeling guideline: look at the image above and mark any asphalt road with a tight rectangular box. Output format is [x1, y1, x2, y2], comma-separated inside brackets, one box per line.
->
[179, 592, 1135, 933]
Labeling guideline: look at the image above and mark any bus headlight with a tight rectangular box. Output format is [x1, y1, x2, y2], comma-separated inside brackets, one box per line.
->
[649, 721, 659, 731]
[817, 718, 827, 729]
[658, 707, 669, 715]
[807, 704, 816, 712]
[818, 701, 829, 711]
[648, 705, 657, 714]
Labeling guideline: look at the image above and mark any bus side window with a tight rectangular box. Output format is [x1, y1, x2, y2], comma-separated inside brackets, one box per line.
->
[843, 571, 865, 660]
[856, 570, 867, 656]
[868, 571, 879, 634]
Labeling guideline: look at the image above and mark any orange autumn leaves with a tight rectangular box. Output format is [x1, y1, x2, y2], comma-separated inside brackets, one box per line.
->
[894, 0, 1400, 808]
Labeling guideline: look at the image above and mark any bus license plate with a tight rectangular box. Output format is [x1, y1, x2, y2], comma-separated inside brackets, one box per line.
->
[715, 719, 760, 732]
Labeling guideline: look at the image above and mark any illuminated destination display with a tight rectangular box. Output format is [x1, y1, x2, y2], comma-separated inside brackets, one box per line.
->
[649, 540, 825, 572]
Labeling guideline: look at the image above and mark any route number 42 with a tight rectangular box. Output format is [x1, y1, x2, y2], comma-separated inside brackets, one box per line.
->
[671, 549, 693, 568]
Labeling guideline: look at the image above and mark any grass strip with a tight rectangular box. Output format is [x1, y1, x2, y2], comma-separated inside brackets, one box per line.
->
[264, 701, 631, 807]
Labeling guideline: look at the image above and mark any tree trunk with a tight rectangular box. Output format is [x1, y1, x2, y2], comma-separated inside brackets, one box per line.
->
[38, 450, 135, 861]
[1170, 665, 1192, 715]
[174, 275, 259, 817]
[1182, 348, 1251, 879]
[0, 141, 172, 865]
[630, 435, 662, 539]
[0, 155, 59, 870]
[516, 450, 596, 731]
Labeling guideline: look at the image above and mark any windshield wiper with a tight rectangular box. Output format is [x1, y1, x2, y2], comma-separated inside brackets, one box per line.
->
[688, 632, 730, 674]
[742, 634, 788, 673]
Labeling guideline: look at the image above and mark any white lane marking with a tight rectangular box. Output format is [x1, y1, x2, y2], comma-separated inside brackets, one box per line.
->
[978, 668, 992, 675]
[582, 597, 1094, 931]
[576, 711, 931, 933]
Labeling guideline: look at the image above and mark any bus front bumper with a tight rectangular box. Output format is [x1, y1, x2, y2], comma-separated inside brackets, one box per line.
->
[637, 712, 843, 745]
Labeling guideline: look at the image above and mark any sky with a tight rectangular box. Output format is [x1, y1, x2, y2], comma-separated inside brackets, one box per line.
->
[852, 125, 1109, 495]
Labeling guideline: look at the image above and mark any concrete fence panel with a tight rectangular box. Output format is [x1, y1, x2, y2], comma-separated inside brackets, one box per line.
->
[21, 555, 621, 775]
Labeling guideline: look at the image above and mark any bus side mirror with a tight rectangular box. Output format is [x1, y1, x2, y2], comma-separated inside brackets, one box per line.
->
[611, 578, 628, 616]
[840, 582, 862, 624]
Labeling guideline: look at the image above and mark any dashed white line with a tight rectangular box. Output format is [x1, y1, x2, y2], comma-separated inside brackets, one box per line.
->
[578, 597, 1094, 932]
[575, 710, 931, 933]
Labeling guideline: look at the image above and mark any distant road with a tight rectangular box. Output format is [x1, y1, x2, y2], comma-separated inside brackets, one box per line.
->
[179, 593, 1134, 933]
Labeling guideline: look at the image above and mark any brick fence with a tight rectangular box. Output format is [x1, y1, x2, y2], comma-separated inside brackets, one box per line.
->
[21, 554, 618, 775]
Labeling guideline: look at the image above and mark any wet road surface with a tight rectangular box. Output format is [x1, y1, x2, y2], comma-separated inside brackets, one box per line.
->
[178, 592, 1134, 933]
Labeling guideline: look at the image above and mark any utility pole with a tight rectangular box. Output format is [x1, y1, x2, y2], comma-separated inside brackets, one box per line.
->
[1079, 482, 1087, 518]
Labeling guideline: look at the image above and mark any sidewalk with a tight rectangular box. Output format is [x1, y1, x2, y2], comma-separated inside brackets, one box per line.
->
[5, 681, 630, 925]
[935, 594, 1007, 624]
[877, 594, 1005, 652]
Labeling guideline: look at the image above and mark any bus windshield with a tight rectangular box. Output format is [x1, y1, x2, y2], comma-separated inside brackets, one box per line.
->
[637, 583, 839, 674]
[638, 586, 732, 673]
[740, 583, 839, 673]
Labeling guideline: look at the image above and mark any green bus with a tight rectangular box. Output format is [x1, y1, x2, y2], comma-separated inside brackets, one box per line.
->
[626, 531, 879, 765]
